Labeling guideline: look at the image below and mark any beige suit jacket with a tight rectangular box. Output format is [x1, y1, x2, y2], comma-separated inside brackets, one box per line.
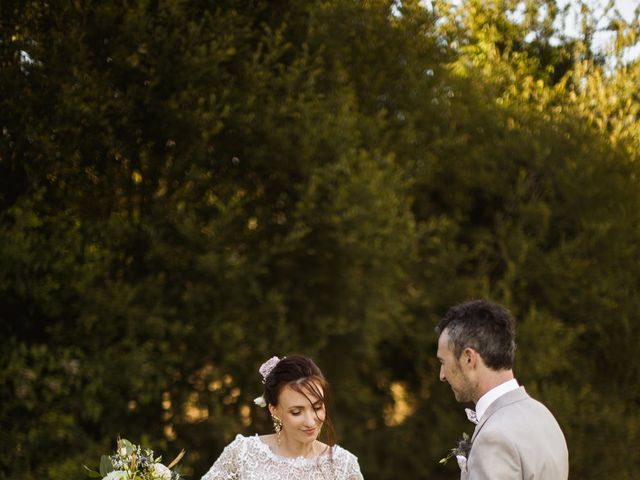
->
[462, 387, 568, 480]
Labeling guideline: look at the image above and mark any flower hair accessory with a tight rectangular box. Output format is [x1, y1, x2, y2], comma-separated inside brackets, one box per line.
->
[253, 356, 283, 409]
[258, 356, 282, 383]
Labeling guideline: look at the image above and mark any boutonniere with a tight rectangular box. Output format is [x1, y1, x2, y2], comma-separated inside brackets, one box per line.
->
[439, 432, 472, 472]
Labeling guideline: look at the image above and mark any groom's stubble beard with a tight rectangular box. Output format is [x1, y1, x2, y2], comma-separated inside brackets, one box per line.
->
[451, 360, 475, 404]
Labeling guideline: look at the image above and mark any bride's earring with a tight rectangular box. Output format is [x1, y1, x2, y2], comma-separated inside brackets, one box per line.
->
[272, 415, 283, 445]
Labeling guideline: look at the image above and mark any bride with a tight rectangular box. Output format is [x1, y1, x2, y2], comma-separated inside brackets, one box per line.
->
[201, 354, 364, 479]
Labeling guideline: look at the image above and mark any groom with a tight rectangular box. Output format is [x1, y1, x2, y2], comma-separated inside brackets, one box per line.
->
[436, 299, 568, 479]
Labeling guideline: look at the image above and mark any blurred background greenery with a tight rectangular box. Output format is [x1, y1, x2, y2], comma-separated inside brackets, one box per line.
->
[2, 0, 639, 478]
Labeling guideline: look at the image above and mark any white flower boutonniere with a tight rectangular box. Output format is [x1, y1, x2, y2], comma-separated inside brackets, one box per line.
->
[439, 432, 472, 472]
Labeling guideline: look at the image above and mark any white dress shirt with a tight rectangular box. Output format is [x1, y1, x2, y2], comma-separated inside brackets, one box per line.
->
[475, 378, 519, 421]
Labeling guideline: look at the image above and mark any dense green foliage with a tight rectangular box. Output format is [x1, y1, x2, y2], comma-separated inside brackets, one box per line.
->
[2, 0, 639, 478]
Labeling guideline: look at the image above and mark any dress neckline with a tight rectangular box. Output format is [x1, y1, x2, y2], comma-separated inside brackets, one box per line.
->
[250, 434, 333, 464]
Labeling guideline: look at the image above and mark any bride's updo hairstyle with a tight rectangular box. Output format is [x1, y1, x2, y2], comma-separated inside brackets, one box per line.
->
[263, 355, 335, 447]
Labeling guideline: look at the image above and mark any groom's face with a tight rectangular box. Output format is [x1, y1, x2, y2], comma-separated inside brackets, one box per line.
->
[437, 329, 474, 403]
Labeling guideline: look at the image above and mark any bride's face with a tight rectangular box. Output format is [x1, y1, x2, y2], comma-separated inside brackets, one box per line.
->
[271, 382, 325, 445]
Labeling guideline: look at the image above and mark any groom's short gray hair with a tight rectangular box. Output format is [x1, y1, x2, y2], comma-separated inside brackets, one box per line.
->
[436, 299, 516, 370]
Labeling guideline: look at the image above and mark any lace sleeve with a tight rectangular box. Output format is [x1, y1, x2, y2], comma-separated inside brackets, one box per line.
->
[200, 435, 245, 480]
[344, 452, 364, 480]
[336, 446, 363, 480]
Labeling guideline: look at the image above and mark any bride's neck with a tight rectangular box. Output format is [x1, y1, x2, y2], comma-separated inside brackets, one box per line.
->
[278, 433, 316, 458]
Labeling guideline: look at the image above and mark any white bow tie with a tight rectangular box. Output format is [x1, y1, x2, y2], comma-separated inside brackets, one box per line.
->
[465, 408, 478, 424]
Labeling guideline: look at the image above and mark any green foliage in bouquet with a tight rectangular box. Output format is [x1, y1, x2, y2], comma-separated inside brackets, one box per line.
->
[84, 438, 184, 480]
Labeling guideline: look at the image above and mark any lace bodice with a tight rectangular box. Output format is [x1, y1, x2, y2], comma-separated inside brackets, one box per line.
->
[201, 434, 364, 480]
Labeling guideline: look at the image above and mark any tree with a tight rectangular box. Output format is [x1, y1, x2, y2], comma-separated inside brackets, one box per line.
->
[1, 0, 639, 478]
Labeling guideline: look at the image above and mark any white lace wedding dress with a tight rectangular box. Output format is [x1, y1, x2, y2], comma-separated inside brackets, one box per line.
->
[201, 434, 364, 480]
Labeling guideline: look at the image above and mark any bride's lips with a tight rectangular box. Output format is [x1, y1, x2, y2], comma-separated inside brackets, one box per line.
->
[302, 427, 317, 435]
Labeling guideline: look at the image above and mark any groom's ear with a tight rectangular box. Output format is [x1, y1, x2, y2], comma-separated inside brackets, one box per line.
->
[461, 347, 478, 369]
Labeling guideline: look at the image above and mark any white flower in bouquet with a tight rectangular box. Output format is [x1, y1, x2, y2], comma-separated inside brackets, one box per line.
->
[102, 471, 127, 480]
[151, 463, 172, 480]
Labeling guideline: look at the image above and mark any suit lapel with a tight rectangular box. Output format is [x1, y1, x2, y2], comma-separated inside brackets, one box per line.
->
[471, 386, 530, 442]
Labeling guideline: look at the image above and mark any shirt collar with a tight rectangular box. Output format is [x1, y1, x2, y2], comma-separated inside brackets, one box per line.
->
[474, 378, 519, 421]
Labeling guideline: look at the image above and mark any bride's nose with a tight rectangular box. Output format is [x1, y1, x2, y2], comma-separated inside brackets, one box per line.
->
[303, 411, 317, 426]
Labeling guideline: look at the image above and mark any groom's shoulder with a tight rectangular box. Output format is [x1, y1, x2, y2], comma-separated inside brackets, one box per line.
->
[486, 388, 563, 434]
[514, 389, 559, 418]
[490, 388, 553, 424]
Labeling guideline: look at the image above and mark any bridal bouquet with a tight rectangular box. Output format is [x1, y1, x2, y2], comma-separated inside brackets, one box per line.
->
[84, 437, 184, 480]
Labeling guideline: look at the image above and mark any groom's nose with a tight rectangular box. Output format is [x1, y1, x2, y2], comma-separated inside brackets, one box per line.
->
[439, 365, 446, 382]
